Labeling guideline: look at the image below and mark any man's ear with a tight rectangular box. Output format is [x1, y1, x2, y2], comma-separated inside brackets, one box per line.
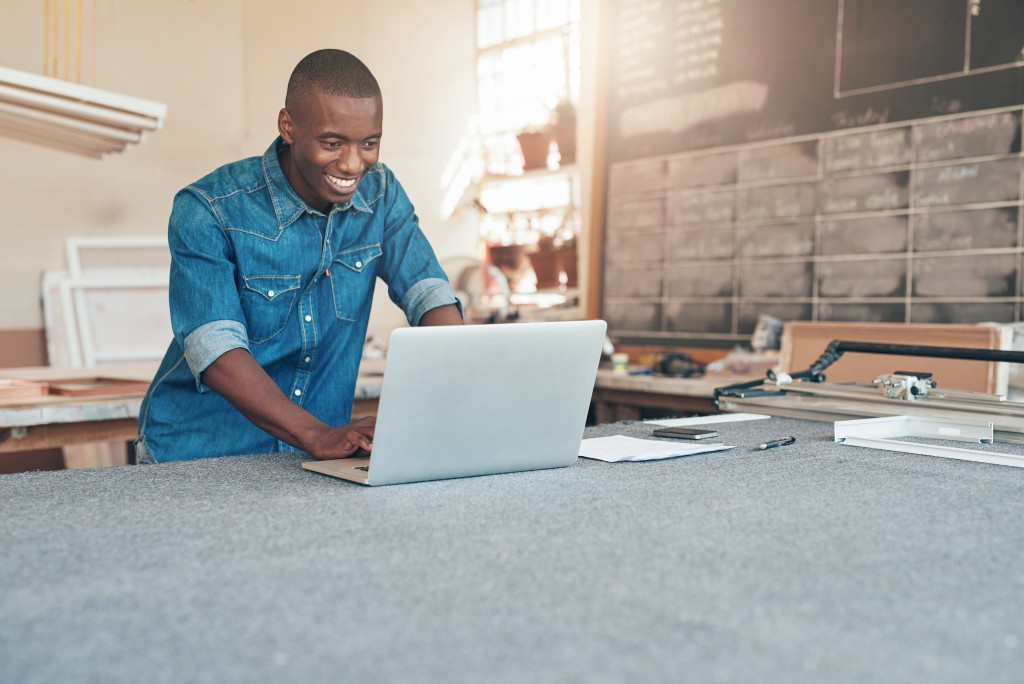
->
[278, 108, 293, 143]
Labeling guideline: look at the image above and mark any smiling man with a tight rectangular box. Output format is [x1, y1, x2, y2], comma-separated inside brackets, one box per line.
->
[137, 49, 462, 463]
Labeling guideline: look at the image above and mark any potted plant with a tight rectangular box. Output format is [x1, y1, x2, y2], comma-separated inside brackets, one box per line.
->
[516, 99, 576, 171]
[549, 100, 576, 166]
[488, 242, 531, 288]
[516, 126, 551, 171]
[529, 233, 577, 290]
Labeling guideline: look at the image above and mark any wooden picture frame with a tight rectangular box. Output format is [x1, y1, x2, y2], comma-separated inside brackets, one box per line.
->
[0, 379, 49, 401]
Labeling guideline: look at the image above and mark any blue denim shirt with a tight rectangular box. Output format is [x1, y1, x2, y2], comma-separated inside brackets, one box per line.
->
[138, 137, 460, 462]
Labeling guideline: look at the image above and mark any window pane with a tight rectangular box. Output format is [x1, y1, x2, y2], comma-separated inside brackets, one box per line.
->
[477, 4, 503, 48]
[479, 175, 572, 214]
[568, 25, 581, 103]
[568, 0, 580, 23]
[533, 35, 567, 105]
[536, 0, 568, 31]
[504, 0, 535, 41]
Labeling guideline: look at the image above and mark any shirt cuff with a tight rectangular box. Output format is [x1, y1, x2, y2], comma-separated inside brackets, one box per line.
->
[182, 320, 250, 392]
[401, 278, 464, 326]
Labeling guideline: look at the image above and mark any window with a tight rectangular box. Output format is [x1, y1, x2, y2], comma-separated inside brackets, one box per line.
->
[473, 0, 582, 299]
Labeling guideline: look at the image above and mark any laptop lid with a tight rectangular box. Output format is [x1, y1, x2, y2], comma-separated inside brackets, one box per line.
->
[344, 319, 605, 486]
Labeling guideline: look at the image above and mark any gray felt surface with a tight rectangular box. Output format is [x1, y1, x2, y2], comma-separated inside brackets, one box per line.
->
[1, 416, 1023, 683]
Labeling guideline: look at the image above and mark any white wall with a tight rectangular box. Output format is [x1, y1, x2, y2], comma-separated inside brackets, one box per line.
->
[0, 0, 478, 343]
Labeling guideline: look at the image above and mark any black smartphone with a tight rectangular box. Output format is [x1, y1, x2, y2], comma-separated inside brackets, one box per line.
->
[652, 427, 718, 440]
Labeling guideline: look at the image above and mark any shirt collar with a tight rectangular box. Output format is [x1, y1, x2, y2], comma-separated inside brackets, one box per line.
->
[261, 137, 376, 228]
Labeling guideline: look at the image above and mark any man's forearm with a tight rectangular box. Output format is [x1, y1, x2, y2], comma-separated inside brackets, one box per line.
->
[419, 303, 463, 326]
[201, 348, 329, 453]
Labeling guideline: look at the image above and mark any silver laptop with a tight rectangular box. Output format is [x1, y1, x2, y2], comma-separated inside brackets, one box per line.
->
[302, 319, 607, 485]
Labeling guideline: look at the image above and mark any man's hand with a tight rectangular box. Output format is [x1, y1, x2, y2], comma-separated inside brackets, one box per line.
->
[203, 349, 376, 460]
[307, 416, 376, 460]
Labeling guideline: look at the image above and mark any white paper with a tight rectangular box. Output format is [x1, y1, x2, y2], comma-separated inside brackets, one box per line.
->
[579, 435, 734, 462]
[644, 412, 771, 427]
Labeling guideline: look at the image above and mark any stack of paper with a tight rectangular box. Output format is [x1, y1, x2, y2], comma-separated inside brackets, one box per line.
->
[643, 412, 769, 427]
[579, 435, 734, 463]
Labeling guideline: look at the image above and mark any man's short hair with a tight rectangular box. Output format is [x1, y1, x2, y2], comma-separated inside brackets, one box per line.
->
[285, 49, 380, 112]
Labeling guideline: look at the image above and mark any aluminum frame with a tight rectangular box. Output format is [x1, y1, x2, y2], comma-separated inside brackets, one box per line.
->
[834, 415, 1024, 469]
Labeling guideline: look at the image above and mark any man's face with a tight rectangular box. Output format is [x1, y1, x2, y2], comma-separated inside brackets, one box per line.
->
[277, 90, 383, 212]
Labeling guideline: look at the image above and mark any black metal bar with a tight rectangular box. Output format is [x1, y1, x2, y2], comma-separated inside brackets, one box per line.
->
[712, 377, 765, 406]
[832, 341, 1024, 364]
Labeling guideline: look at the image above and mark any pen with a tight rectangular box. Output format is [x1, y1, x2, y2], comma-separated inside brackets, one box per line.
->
[759, 436, 796, 450]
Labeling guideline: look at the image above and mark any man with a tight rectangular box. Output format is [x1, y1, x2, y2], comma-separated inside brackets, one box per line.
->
[137, 49, 462, 463]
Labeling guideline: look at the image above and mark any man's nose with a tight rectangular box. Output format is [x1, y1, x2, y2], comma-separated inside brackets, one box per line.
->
[338, 145, 363, 174]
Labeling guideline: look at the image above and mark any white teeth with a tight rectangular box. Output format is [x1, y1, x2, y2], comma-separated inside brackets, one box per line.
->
[326, 174, 356, 188]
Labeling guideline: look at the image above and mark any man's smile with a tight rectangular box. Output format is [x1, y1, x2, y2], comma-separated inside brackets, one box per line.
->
[326, 172, 357, 189]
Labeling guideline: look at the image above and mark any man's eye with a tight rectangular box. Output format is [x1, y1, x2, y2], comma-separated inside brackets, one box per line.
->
[362, 141, 379, 150]
[325, 141, 342, 149]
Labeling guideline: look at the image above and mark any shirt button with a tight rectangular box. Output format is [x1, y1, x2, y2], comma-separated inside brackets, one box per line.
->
[355, 261, 363, 268]
[304, 356, 311, 363]
[294, 389, 302, 397]
[305, 315, 312, 322]
[267, 290, 275, 297]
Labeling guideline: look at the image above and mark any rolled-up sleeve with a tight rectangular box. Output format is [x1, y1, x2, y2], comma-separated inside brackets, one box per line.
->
[167, 188, 250, 391]
[182, 320, 250, 392]
[375, 168, 464, 325]
[400, 278, 464, 326]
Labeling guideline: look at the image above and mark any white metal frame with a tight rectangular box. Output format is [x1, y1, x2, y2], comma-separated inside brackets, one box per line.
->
[834, 415, 1024, 468]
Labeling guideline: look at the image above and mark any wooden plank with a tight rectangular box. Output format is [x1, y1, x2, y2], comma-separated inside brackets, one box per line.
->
[46, 376, 151, 397]
[0, 418, 138, 454]
[351, 398, 379, 420]
[591, 387, 717, 423]
[0, 379, 48, 401]
[585, 0, 612, 321]
[63, 442, 129, 469]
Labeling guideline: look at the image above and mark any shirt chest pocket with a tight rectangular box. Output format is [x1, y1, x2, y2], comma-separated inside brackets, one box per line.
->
[329, 244, 383, 321]
[240, 275, 301, 343]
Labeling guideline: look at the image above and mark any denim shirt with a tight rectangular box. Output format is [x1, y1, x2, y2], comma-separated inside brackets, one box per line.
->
[138, 137, 460, 462]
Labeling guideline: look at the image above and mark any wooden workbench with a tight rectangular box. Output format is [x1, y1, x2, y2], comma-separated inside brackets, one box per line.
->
[0, 363, 156, 455]
[0, 362, 384, 463]
[591, 368, 763, 423]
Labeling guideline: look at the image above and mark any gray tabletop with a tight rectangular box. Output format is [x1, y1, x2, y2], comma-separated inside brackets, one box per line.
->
[2, 417, 1023, 683]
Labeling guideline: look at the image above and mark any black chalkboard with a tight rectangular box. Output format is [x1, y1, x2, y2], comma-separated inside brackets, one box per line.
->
[600, 0, 1024, 346]
[606, 0, 1024, 163]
